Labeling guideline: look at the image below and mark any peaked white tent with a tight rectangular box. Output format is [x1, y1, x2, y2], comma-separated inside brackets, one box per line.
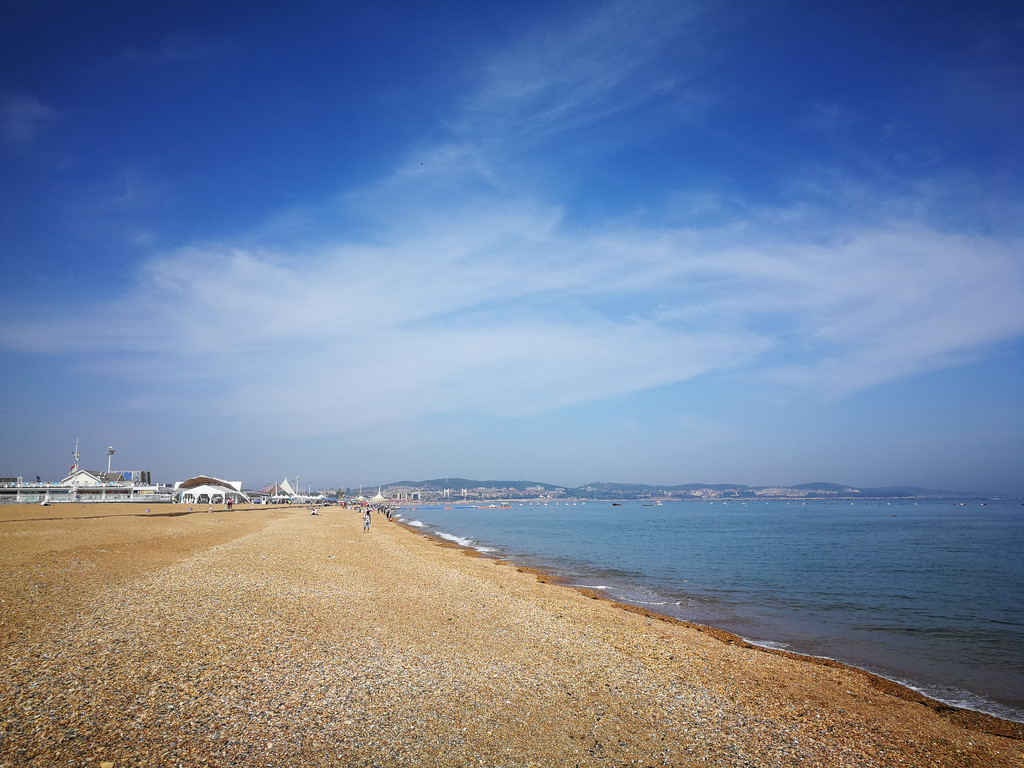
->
[174, 476, 250, 505]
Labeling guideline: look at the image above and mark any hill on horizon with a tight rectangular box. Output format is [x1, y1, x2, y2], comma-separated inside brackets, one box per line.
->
[378, 478, 986, 498]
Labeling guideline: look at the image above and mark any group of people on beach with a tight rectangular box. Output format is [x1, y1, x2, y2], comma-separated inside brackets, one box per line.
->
[361, 504, 395, 532]
[308, 503, 392, 533]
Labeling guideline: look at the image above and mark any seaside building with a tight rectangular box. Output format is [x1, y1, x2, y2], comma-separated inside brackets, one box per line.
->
[0, 472, 168, 504]
[0, 442, 165, 504]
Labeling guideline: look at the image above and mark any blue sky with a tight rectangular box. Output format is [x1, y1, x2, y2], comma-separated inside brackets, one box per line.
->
[2, 1, 1023, 494]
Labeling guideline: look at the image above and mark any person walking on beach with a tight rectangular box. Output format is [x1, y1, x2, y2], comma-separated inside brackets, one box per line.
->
[363, 509, 371, 533]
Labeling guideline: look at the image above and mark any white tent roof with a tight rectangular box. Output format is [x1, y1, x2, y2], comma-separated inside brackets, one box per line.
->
[173, 476, 244, 493]
[178, 483, 250, 502]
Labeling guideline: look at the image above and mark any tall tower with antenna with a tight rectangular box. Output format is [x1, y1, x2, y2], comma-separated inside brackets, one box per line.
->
[106, 446, 116, 474]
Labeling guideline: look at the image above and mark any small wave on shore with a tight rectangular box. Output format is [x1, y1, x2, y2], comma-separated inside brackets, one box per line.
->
[437, 532, 475, 548]
[884, 676, 1024, 724]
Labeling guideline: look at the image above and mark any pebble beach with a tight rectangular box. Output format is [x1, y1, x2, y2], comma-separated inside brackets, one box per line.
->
[1, 503, 1021, 767]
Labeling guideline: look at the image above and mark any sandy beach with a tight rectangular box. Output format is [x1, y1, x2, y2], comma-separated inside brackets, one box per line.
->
[1, 503, 1020, 767]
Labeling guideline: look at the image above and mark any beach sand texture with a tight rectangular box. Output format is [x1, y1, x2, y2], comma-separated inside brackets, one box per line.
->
[1, 503, 1020, 767]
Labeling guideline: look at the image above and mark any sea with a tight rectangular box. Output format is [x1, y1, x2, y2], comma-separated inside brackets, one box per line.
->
[395, 498, 1024, 723]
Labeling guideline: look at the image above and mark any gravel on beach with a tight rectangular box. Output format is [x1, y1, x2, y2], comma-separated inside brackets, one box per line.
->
[1, 503, 1021, 767]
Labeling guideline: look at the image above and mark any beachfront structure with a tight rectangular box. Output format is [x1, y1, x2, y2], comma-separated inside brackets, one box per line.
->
[0, 468, 167, 504]
[0, 440, 171, 504]
[174, 476, 250, 505]
[262, 479, 295, 503]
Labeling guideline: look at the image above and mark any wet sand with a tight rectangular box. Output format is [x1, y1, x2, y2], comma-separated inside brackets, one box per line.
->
[1, 502, 1020, 767]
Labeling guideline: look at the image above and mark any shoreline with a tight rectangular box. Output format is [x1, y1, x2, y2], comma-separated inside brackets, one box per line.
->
[396, 516, 1024, 739]
[3, 502, 1022, 766]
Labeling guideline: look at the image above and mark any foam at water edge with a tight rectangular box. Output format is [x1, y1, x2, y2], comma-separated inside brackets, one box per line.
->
[738, 639, 1024, 724]
[438, 531, 474, 548]
[745, 638, 792, 652]
[896, 678, 1024, 725]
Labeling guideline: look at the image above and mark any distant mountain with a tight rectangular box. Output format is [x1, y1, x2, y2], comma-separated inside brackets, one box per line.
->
[379, 478, 987, 499]
[669, 483, 752, 492]
[581, 482, 751, 492]
[791, 482, 855, 491]
[385, 477, 560, 492]
[580, 482, 664, 493]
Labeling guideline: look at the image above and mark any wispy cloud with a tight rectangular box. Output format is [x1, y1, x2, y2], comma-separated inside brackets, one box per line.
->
[3, 193, 1021, 437]
[0, 92, 57, 149]
[457, 0, 714, 147]
[117, 34, 229, 66]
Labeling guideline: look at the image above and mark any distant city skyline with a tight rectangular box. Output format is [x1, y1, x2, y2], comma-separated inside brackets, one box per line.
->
[2, 2, 1022, 496]
[6, 443, 1015, 499]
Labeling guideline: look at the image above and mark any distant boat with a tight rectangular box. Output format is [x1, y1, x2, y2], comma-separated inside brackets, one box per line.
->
[612, 502, 622, 506]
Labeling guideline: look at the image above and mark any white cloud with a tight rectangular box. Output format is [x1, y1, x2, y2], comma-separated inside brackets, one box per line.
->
[3, 195, 1020, 438]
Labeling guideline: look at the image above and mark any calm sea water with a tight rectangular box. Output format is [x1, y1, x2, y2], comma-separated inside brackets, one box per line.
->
[396, 499, 1024, 722]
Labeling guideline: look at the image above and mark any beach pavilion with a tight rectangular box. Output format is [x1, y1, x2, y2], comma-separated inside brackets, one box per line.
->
[263, 479, 296, 503]
[174, 476, 250, 505]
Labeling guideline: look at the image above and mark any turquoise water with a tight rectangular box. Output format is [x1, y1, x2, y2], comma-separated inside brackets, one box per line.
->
[397, 499, 1024, 722]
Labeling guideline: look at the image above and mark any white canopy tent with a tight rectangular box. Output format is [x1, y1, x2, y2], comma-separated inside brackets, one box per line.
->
[174, 476, 250, 505]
